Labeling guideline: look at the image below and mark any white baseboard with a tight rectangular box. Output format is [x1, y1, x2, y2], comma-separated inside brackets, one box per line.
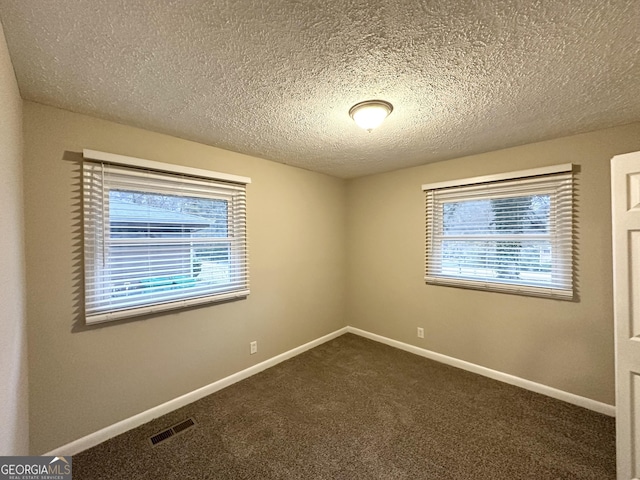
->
[47, 324, 614, 456]
[346, 326, 616, 417]
[46, 327, 348, 456]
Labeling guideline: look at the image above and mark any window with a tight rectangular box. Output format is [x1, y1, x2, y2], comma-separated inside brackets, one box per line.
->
[423, 164, 573, 299]
[83, 150, 250, 324]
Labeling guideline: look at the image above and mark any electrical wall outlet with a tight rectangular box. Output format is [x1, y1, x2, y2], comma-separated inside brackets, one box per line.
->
[250, 341, 258, 355]
[417, 327, 424, 339]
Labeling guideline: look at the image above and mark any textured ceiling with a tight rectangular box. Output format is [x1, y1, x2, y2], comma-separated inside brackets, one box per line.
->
[0, 1, 639, 178]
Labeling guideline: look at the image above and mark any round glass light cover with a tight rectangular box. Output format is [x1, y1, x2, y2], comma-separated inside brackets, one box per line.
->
[350, 101, 393, 131]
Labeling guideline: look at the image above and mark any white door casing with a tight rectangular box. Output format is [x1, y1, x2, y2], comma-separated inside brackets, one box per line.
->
[612, 150, 640, 480]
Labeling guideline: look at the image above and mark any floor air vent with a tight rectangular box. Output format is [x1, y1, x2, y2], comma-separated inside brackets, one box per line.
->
[149, 417, 197, 446]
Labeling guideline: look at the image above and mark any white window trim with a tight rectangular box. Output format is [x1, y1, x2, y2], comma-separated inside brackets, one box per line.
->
[423, 163, 574, 300]
[82, 150, 250, 324]
[83, 149, 251, 185]
[421, 163, 572, 191]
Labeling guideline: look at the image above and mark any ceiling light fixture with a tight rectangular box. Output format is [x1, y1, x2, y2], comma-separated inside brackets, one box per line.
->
[349, 100, 393, 132]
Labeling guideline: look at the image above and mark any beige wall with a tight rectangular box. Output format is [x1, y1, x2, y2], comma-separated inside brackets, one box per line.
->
[0, 22, 28, 455]
[346, 123, 640, 406]
[23, 102, 347, 454]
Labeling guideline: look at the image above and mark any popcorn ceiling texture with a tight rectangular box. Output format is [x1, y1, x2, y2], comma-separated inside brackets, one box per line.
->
[0, 0, 638, 178]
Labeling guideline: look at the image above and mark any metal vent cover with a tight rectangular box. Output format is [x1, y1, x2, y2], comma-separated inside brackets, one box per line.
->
[149, 417, 197, 446]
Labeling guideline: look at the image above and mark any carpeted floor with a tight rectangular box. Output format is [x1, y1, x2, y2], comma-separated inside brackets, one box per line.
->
[73, 334, 615, 479]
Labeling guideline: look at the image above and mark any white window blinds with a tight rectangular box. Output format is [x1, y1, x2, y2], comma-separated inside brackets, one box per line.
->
[83, 151, 250, 324]
[423, 165, 573, 299]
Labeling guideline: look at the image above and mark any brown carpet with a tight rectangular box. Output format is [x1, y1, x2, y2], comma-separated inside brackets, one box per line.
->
[73, 333, 615, 479]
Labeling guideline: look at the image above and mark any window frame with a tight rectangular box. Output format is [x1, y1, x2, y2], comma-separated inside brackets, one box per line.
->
[82, 149, 251, 324]
[422, 164, 574, 300]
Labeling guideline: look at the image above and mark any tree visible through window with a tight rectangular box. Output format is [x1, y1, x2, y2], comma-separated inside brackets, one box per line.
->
[441, 195, 551, 283]
[424, 167, 573, 299]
